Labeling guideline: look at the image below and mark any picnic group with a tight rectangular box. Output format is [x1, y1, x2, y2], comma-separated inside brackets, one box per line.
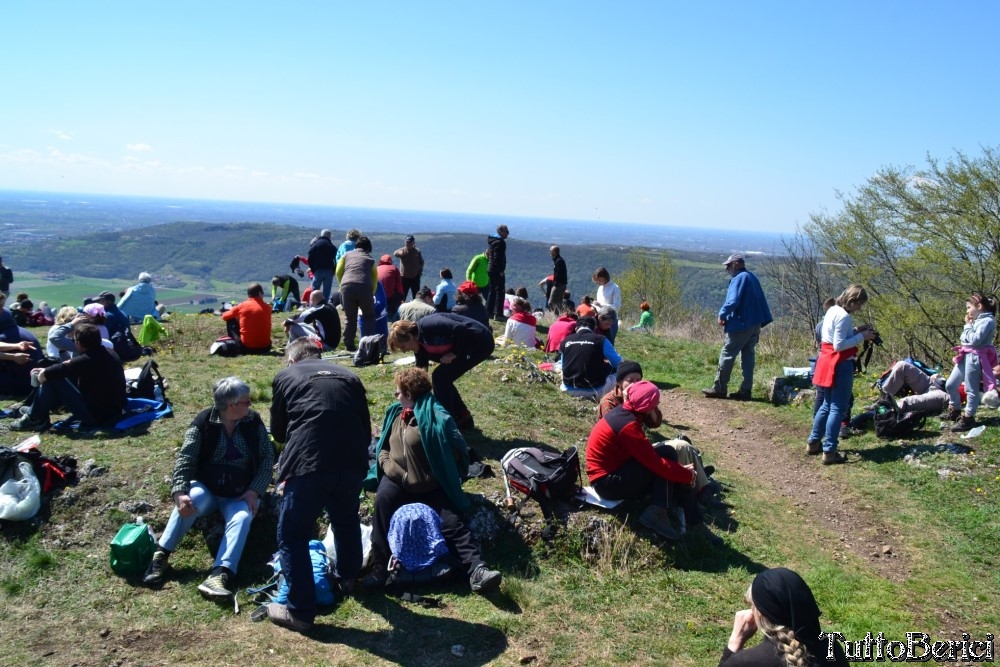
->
[8, 232, 996, 667]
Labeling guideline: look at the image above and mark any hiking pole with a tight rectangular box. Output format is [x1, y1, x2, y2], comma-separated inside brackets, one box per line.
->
[501, 469, 516, 511]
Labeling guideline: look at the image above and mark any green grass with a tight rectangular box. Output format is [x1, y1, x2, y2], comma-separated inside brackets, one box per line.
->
[0, 314, 996, 664]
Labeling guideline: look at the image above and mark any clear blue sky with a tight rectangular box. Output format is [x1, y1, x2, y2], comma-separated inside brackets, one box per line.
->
[2, 2, 998, 232]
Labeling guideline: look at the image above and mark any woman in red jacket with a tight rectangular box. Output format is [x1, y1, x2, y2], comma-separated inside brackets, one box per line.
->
[586, 380, 721, 545]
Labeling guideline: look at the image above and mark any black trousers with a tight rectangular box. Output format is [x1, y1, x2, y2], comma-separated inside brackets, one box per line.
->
[372, 476, 482, 576]
[401, 275, 421, 301]
[591, 444, 703, 525]
[485, 270, 505, 318]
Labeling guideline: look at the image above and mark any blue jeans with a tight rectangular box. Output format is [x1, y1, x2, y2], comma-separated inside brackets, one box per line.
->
[158, 481, 254, 573]
[311, 269, 334, 301]
[30, 376, 93, 424]
[277, 468, 364, 623]
[809, 359, 854, 452]
[711, 325, 761, 394]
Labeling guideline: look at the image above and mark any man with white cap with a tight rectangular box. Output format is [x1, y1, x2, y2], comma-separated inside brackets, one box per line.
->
[702, 254, 772, 401]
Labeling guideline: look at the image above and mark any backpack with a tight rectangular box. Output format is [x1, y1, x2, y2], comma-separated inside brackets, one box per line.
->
[354, 334, 385, 367]
[249, 541, 335, 608]
[111, 327, 144, 362]
[110, 521, 155, 576]
[873, 393, 928, 439]
[126, 359, 166, 401]
[385, 503, 457, 590]
[501, 446, 582, 512]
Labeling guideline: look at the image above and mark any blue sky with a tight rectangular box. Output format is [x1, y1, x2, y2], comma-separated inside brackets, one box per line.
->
[1, 2, 998, 232]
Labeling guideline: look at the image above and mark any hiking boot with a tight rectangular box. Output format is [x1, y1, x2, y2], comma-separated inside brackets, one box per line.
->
[701, 389, 727, 399]
[10, 414, 49, 432]
[940, 407, 962, 422]
[951, 414, 976, 433]
[806, 439, 822, 455]
[728, 390, 752, 401]
[143, 549, 171, 586]
[360, 562, 388, 590]
[638, 505, 681, 540]
[197, 568, 233, 599]
[469, 563, 502, 594]
[702, 464, 715, 476]
[687, 523, 724, 547]
[267, 602, 313, 632]
[822, 451, 847, 465]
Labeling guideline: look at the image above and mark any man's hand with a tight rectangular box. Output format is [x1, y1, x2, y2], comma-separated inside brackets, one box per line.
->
[717, 318, 725, 327]
[175, 493, 196, 518]
[238, 489, 260, 518]
[440, 352, 457, 364]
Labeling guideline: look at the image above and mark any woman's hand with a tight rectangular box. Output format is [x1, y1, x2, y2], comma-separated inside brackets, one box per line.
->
[175, 493, 196, 518]
[727, 608, 758, 653]
[684, 463, 697, 488]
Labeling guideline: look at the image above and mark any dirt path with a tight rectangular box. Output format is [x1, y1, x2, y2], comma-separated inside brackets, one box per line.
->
[664, 388, 992, 656]
[664, 389, 911, 581]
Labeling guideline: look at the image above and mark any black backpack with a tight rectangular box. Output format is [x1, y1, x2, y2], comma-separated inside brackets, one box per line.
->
[111, 328, 144, 363]
[501, 446, 581, 513]
[126, 359, 166, 401]
[354, 334, 385, 367]
[873, 393, 927, 439]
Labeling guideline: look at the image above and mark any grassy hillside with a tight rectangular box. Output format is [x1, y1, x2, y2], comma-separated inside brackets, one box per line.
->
[0, 314, 997, 665]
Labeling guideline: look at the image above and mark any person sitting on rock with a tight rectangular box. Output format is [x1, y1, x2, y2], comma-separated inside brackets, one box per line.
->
[586, 380, 722, 544]
[143, 376, 273, 600]
[361, 367, 502, 594]
[220, 282, 272, 355]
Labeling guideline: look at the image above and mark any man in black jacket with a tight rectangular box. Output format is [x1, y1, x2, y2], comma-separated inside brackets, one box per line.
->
[267, 339, 371, 633]
[559, 316, 622, 399]
[548, 245, 568, 312]
[485, 224, 509, 321]
[12, 322, 126, 431]
[306, 229, 337, 301]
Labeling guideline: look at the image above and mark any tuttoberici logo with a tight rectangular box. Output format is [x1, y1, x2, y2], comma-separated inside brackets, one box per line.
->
[820, 631, 994, 662]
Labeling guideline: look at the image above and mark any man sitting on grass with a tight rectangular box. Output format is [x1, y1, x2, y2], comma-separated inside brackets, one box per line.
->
[220, 282, 272, 355]
[11, 322, 126, 431]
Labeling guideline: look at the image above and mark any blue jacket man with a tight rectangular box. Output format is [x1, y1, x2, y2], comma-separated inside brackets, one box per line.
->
[702, 254, 772, 400]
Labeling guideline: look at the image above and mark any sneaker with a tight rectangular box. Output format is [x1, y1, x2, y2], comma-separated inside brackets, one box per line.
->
[10, 414, 49, 432]
[701, 389, 727, 399]
[806, 439, 822, 455]
[698, 489, 728, 511]
[197, 569, 233, 599]
[728, 390, 752, 401]
[687, 523, 724, 546]
[469, 563, 502, 593]
[822, 451, 847, 465]
[940, 407, 962, 422]
[839, 425, 863, 439]
[18, 405, 31, 415]
[951, 414, 976, 433]
[143, 549, 171, 586]
[267, 602, 313, 632]
[638, 505, 681, 540]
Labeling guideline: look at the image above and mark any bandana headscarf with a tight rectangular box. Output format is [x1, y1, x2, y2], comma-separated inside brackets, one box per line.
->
[622, 380, 659, 414]
[751, 568, 824, 659]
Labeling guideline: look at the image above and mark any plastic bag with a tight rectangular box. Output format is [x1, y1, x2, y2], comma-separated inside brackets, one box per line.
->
[324, 522, 373, 570]
[0, 461, 42, 521]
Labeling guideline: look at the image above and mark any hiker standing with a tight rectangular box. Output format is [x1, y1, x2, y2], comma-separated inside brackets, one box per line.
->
[0, 256, 13, 296]
[485, 225, 509, 321]
[393, 234, 425, 302]
[306, 229, 337, 301]
[808, 284, 877, 464]
[267, 339, 371, 632]
[702, 254, 772, 401]
[548, 246, 568, 313]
